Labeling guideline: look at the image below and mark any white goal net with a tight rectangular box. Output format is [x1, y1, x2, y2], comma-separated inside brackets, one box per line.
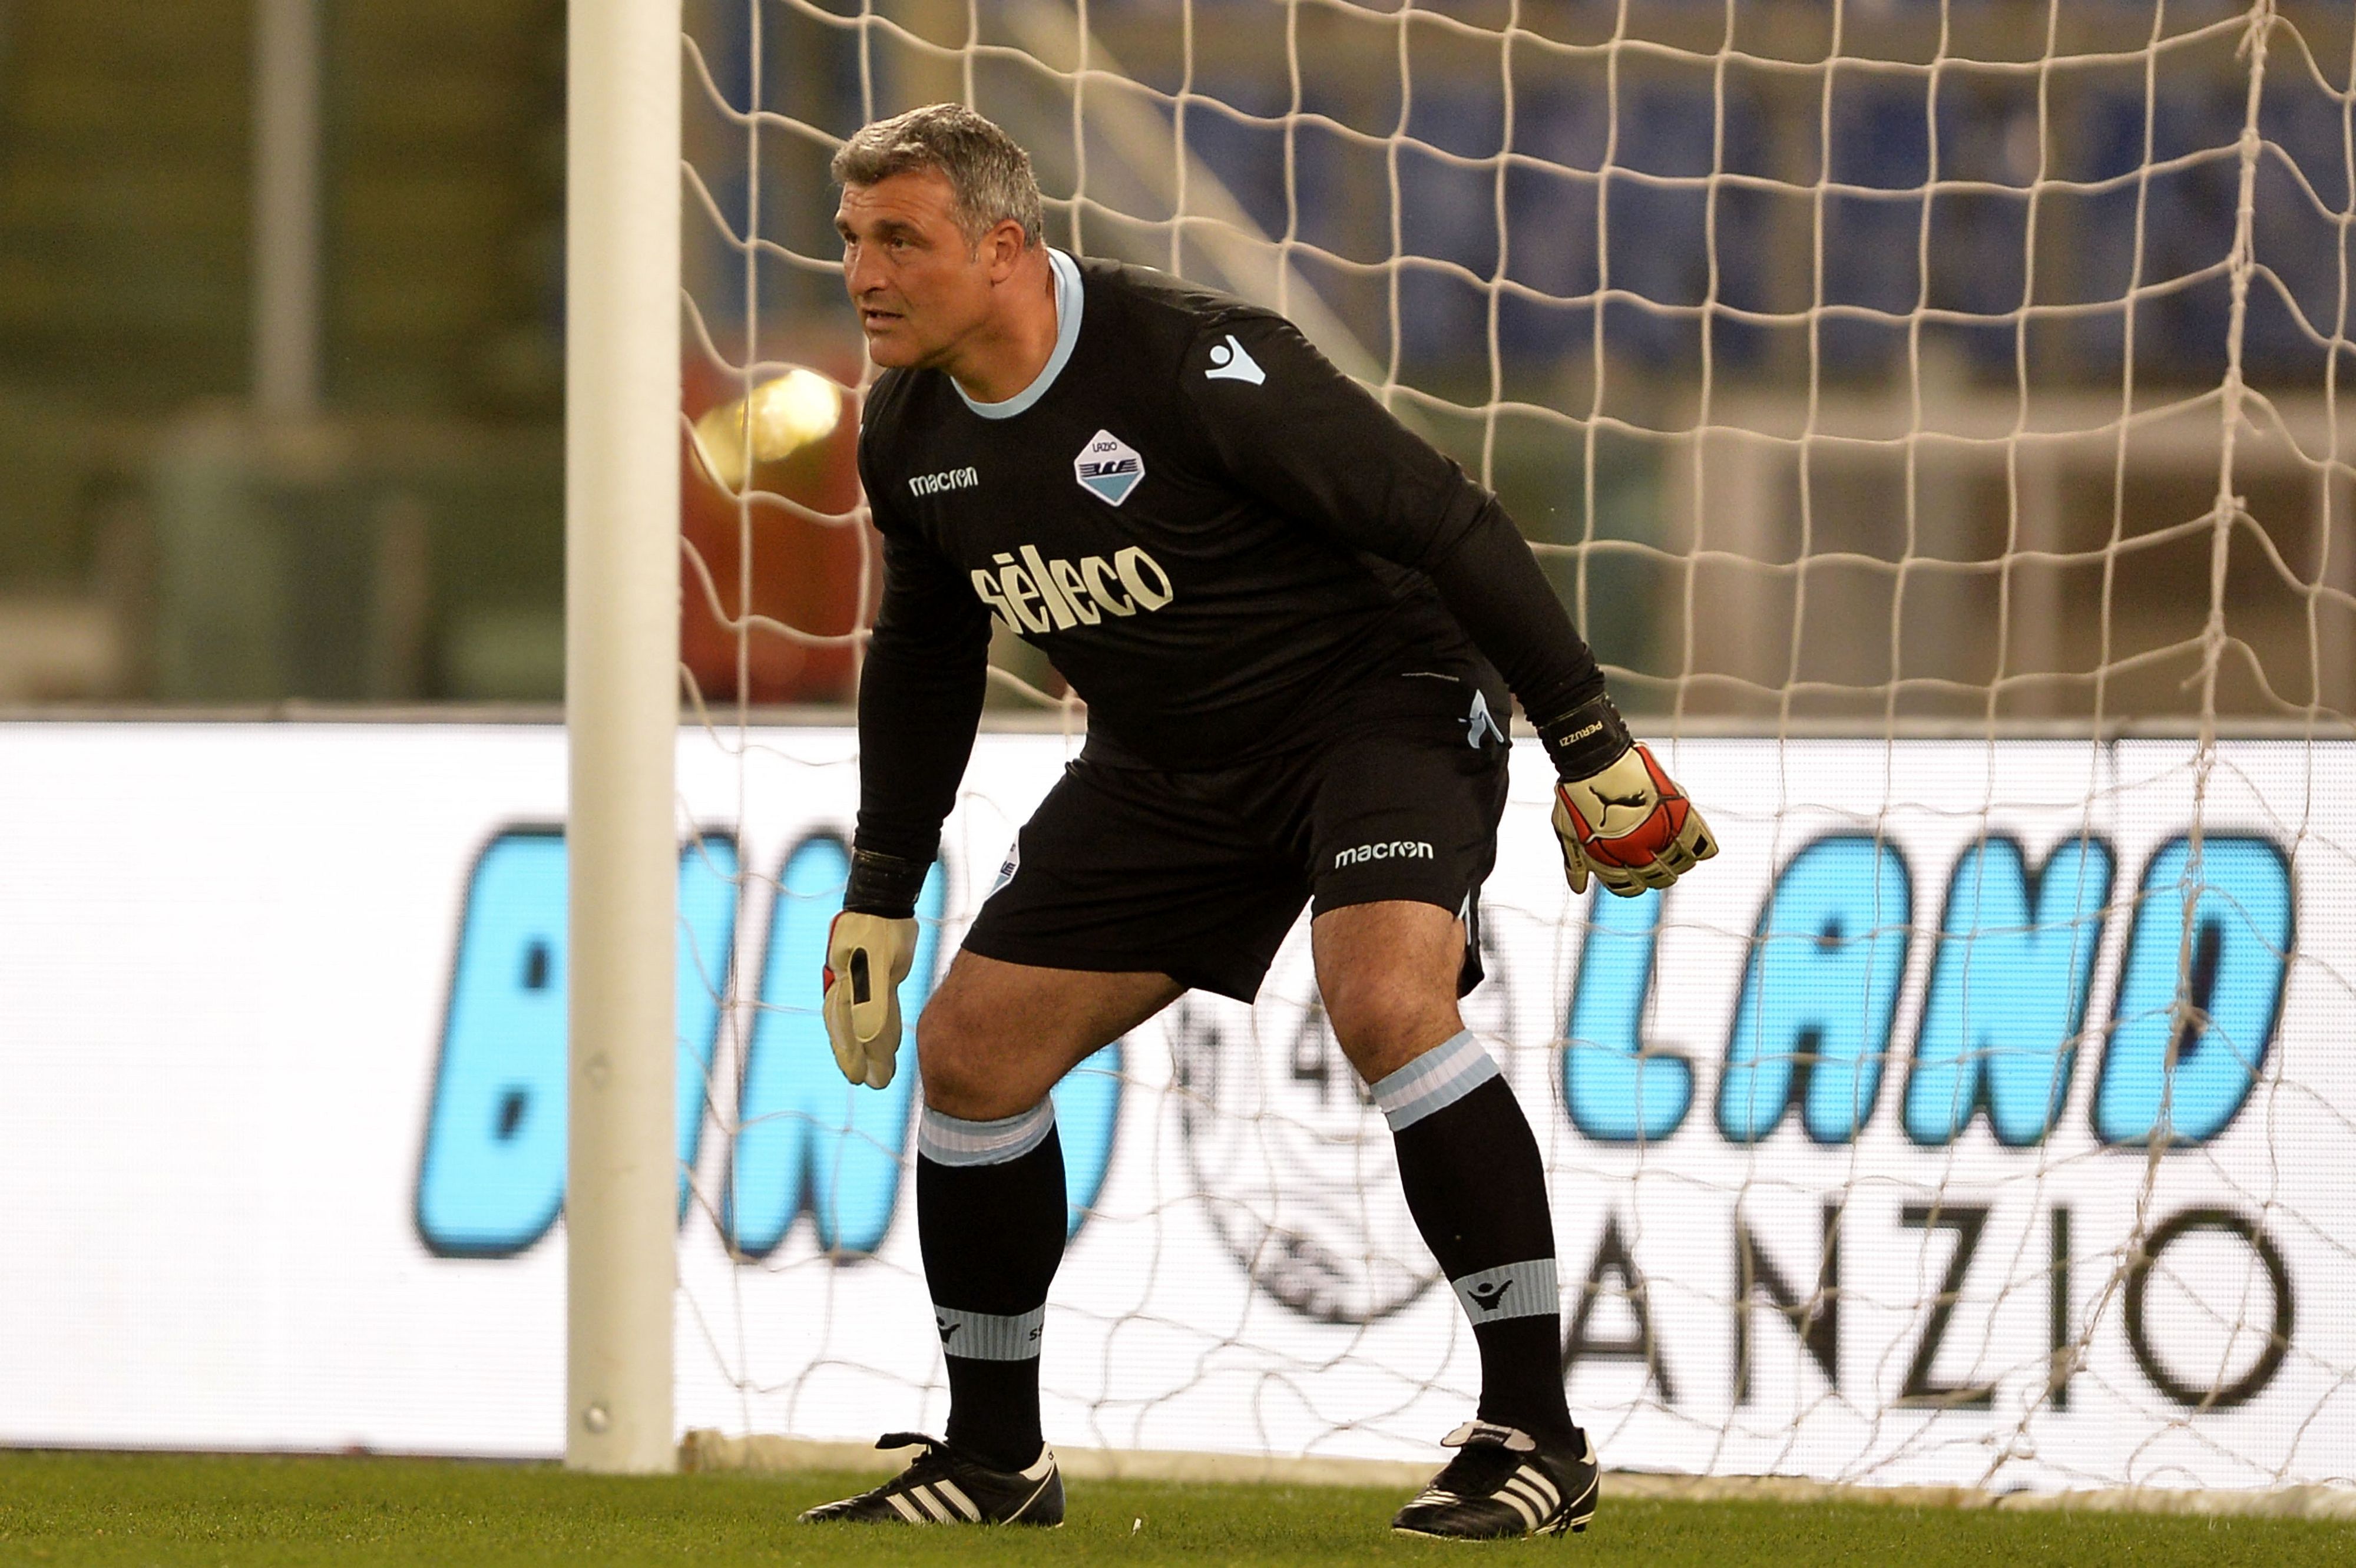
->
[662, 0, 2356, 1494]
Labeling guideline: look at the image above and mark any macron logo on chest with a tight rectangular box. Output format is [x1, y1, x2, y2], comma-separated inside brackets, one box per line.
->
[908, 466, 979, 498]
[1074, 429, 1144, 507]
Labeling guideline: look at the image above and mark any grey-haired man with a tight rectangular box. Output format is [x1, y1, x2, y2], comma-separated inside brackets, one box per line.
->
[801, 102, 1712, 1540]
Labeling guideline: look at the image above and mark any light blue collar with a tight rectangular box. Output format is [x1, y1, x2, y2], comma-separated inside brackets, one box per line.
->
[956, 248, 1081, 420]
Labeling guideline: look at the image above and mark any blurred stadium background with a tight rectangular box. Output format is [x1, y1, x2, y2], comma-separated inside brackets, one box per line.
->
[3, 0, 2347, 722]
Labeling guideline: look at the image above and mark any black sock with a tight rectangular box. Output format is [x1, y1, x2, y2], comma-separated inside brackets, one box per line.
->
[1373, 1031, 1576, 1441]
[916, 1103, 1067, 1470]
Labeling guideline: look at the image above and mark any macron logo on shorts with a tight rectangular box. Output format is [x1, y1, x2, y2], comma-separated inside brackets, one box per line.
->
[1333, 840, 1435, 870]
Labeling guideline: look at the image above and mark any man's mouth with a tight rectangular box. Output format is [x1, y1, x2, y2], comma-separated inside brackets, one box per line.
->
[860, 306, 901, 330]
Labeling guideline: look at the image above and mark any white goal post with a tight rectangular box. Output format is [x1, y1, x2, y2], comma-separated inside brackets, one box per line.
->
[565, 0, 684, 1475]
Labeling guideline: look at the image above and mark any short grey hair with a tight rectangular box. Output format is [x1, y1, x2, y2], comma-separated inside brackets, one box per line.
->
[832, 104, 1045, 250]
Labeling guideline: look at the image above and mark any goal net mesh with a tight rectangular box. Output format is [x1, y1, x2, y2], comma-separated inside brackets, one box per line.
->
[669, 0, 2356, 1492]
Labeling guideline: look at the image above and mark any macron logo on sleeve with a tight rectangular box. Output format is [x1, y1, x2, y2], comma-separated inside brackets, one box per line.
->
[1205, 334, 1265, 385]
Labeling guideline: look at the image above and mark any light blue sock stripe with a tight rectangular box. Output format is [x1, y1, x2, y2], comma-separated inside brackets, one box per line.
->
[1451, 1259, 1560, 1324]
[931, 1305, 1045, 1361]
[917, 1103, 1055, 1167]
[1371, 1030, 1500, 1131]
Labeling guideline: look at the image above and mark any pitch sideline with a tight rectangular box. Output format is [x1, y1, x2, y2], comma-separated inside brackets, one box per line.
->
[678, 1431, 2356, 1520]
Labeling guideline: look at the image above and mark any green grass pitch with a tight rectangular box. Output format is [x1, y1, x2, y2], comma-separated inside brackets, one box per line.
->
[1, 1450, 2349, 1566]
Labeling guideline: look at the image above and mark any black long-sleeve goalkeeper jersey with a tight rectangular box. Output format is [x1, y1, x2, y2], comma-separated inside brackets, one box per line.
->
[853, 252, 1604, 864]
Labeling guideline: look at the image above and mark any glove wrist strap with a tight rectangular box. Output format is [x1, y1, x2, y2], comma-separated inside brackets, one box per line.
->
[1536, 692, 1632, 780]
[843, 846, 927, 918]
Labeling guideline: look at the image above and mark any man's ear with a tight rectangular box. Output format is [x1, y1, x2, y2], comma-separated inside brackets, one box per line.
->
[983, 219, 1031, 283]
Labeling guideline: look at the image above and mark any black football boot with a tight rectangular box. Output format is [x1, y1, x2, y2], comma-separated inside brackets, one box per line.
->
[798, 1433, 1064, 1526]
[1391, 1420, 1600, 1539]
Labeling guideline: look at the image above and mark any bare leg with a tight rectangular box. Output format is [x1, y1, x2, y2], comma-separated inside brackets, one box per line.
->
[1311, 899, 1467, 1081]
[916, 949, 1182, 1118]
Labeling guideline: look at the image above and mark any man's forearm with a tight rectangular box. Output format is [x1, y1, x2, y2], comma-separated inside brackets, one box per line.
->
[1418, 497, 1608, 743]
[851, 629, 988, 879]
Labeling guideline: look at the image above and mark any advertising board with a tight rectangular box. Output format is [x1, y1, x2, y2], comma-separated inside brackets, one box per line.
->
[0, 724, 2347, 1490]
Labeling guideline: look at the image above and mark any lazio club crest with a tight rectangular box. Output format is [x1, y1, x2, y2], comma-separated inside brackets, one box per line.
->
[1073, 428, 1144, 507]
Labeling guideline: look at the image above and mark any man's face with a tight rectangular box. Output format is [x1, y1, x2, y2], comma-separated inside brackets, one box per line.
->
[836, 168, 1003, 370]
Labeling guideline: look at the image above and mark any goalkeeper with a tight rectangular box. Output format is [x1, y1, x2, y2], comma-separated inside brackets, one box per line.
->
[802, 103, 1714, 1541]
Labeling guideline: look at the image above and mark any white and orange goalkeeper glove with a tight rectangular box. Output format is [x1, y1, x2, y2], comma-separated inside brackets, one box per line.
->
[820, 848, 929, 1088]
[1541, 695, 1718, 898]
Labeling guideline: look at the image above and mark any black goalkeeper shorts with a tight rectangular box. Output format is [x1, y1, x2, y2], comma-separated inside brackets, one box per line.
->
[961, 686, 1511, 1003]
